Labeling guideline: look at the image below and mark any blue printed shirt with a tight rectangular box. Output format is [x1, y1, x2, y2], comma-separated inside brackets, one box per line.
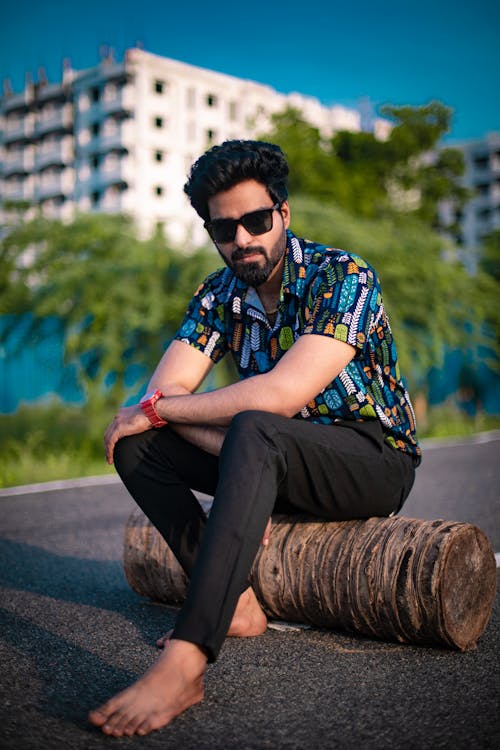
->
[174, 230, 420, 459]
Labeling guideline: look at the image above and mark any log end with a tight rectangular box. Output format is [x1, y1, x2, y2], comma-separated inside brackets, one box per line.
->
[438, 524, 497, 650]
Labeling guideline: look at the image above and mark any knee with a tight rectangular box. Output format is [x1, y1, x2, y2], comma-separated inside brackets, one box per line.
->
[226, 410, 288, 453]
[113, 432, 149, 479]
[228, 409, 278, 438]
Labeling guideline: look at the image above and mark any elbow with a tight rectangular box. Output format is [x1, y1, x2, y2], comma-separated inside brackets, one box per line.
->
[280, 402, 302, 419]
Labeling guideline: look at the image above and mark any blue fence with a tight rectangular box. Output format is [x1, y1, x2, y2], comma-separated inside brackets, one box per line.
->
[0, 315, 84, 414]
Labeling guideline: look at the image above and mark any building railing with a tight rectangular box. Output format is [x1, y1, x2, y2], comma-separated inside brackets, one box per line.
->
[34, 109, 73, 138]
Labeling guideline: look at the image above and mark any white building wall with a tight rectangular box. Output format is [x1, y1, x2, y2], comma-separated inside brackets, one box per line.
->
[1, 48, 389, 247]
[439, 132, 500, 266]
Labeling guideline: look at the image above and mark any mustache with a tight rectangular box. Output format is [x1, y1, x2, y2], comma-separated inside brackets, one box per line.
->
[231, 246, 266, 262]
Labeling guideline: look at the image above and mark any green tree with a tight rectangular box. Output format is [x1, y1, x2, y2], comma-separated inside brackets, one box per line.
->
[380, 102, 469, 227]
[263, 101, 468, 225]
[1, 212, 219, 408]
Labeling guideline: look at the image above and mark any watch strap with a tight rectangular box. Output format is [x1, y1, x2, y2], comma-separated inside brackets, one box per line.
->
[140, 389, 168, 428]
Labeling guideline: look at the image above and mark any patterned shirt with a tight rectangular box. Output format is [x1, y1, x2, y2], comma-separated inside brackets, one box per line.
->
[174, 230, 420, 459]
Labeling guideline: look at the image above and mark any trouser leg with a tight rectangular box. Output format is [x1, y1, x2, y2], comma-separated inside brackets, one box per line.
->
[114, 427, 219, 578]
[172, 410, 416, 662]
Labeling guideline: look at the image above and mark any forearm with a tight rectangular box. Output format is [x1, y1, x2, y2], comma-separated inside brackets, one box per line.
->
[156, 373, 288, 427]
[169, 423, 226, 456]
[147, 363, 226, 454]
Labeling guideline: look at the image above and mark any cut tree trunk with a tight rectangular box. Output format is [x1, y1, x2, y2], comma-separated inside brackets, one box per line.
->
[123, 509, 497, 651]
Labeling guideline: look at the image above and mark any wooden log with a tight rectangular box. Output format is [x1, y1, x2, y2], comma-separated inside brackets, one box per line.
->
[123, 508, 497, 651]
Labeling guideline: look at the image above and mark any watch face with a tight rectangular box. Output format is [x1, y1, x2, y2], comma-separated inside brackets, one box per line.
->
[140, 390, 157, 404]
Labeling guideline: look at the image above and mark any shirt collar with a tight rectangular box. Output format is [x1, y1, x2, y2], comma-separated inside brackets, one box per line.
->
[226, 230, 306, 320]
[280, 230, 307, 299]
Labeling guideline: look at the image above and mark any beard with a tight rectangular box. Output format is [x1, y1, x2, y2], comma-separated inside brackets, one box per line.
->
[218, 227, 287, 287]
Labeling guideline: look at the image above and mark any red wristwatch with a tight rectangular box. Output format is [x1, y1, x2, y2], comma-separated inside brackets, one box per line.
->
[139, 389, 168, 428]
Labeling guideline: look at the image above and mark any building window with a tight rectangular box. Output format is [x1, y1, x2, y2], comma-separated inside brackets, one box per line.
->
[154, 79, 166, 94]
[91, 121, 100, 136]
[187, 87, 196, 109]
[91, 155, 100, 170]
[229, 101, 238, 121]
[154, 185, 164, 196]
[90, 86, 100, 103]
[154, 150, 164, 162]
[154, 116, 164, 129]
[91, 190, 101, 206]
[206, 93, 218, 107]
[187, 121, 196, 141]
[473, 155, 489, 170]
[206, 129, 216, 144]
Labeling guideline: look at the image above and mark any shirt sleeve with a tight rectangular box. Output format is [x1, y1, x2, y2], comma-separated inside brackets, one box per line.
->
[173, 273, 229, 363]
[302, 253, 381, 353]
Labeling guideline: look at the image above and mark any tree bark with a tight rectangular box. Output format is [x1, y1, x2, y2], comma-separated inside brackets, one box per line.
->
[123, 509, 496, 651]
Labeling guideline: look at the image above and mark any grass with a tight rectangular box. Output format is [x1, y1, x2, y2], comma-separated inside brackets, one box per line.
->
[419, 403, 500, 441]
[1, 401, 499, 489]
[0, 402, 115, 488]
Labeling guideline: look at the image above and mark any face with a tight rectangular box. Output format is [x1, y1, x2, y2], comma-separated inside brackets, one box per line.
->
[207, 179, 290, 288]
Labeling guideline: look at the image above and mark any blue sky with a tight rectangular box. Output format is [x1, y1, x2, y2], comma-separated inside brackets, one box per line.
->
[1, 0, 498, 142]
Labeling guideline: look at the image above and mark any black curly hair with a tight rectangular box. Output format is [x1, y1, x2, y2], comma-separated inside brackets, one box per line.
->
[184, 140, 289, 222]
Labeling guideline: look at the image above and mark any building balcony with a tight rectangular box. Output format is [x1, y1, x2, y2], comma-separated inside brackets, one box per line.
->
[34, 140, 73, 171]
[76, 158, 132, 195]
[99, 86, 134, 119]
[34, 107, 73, 138]
[78, 121, 132, 155]
[2, 120, 36, 145]
[35, 172, 74, 201]
[77, 85, 134, 126]
[2, 151, 33, 176]
[2, 92, 30, 115]
[1, 180, 26, 201]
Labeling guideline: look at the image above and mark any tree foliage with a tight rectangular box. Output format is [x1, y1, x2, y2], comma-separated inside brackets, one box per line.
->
[1, 212, 219, 408]
[260, 102, 498, 396]
[262, 101, 469, 226]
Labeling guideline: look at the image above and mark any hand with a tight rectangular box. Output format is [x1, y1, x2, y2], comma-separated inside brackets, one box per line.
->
[104, 404, 152, 465]
[262, 517, 272, 547]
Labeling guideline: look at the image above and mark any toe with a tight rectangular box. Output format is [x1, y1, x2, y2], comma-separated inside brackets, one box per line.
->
[156, 630, 173, 649]
[88, 707, 109, 727]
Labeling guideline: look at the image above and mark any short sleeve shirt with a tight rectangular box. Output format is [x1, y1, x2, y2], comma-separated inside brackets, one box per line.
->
[174, 230, 421, 460]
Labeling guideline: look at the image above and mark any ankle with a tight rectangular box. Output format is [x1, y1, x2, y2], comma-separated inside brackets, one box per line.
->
[167, 639, 208, 673]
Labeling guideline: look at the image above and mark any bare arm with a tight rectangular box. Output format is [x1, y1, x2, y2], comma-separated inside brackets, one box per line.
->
[146, 342, 227, 456]
[105, 335, 355, 464]
[155, 334, 355, 426]
[104, 340, 226, 464]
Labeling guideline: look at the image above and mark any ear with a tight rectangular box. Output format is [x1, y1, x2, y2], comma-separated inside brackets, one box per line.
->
[279, 200, 291, 230]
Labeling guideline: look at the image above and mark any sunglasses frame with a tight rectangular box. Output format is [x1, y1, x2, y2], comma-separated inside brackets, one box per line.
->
[204, 203, 282, 244]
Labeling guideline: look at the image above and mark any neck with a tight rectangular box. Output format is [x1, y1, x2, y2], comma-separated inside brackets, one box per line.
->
[257, 255, 284, 309]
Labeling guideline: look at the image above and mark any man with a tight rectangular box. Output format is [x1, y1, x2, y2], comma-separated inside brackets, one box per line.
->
[89, 140, 420, 736]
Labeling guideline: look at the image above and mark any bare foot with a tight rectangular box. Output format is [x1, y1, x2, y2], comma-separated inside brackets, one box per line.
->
[157, 586, 268, 649]
[88, 639, 206, 736]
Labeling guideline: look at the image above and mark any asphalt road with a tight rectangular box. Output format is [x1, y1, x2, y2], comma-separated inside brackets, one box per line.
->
[0, 433, 499, 750]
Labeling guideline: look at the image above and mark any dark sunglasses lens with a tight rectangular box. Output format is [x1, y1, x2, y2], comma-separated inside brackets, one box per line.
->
[241, 208, 273, 236]
[208, 206, 276, 243]
[211, 220, 237, 244]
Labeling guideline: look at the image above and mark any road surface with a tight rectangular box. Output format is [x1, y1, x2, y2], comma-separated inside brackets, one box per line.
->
[0, 433, 499, 749]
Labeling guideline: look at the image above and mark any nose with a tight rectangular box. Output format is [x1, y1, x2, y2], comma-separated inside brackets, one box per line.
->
[233, 221, 254, 246]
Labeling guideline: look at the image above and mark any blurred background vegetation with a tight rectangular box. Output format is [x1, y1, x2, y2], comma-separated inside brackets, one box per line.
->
[1, 101, 499, 487]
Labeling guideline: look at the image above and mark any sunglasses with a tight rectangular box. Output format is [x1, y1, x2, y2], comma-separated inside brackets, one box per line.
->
[204, 203, 281, 244]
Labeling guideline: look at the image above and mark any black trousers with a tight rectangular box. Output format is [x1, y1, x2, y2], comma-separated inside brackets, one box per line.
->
[114, 411, 417, 662]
